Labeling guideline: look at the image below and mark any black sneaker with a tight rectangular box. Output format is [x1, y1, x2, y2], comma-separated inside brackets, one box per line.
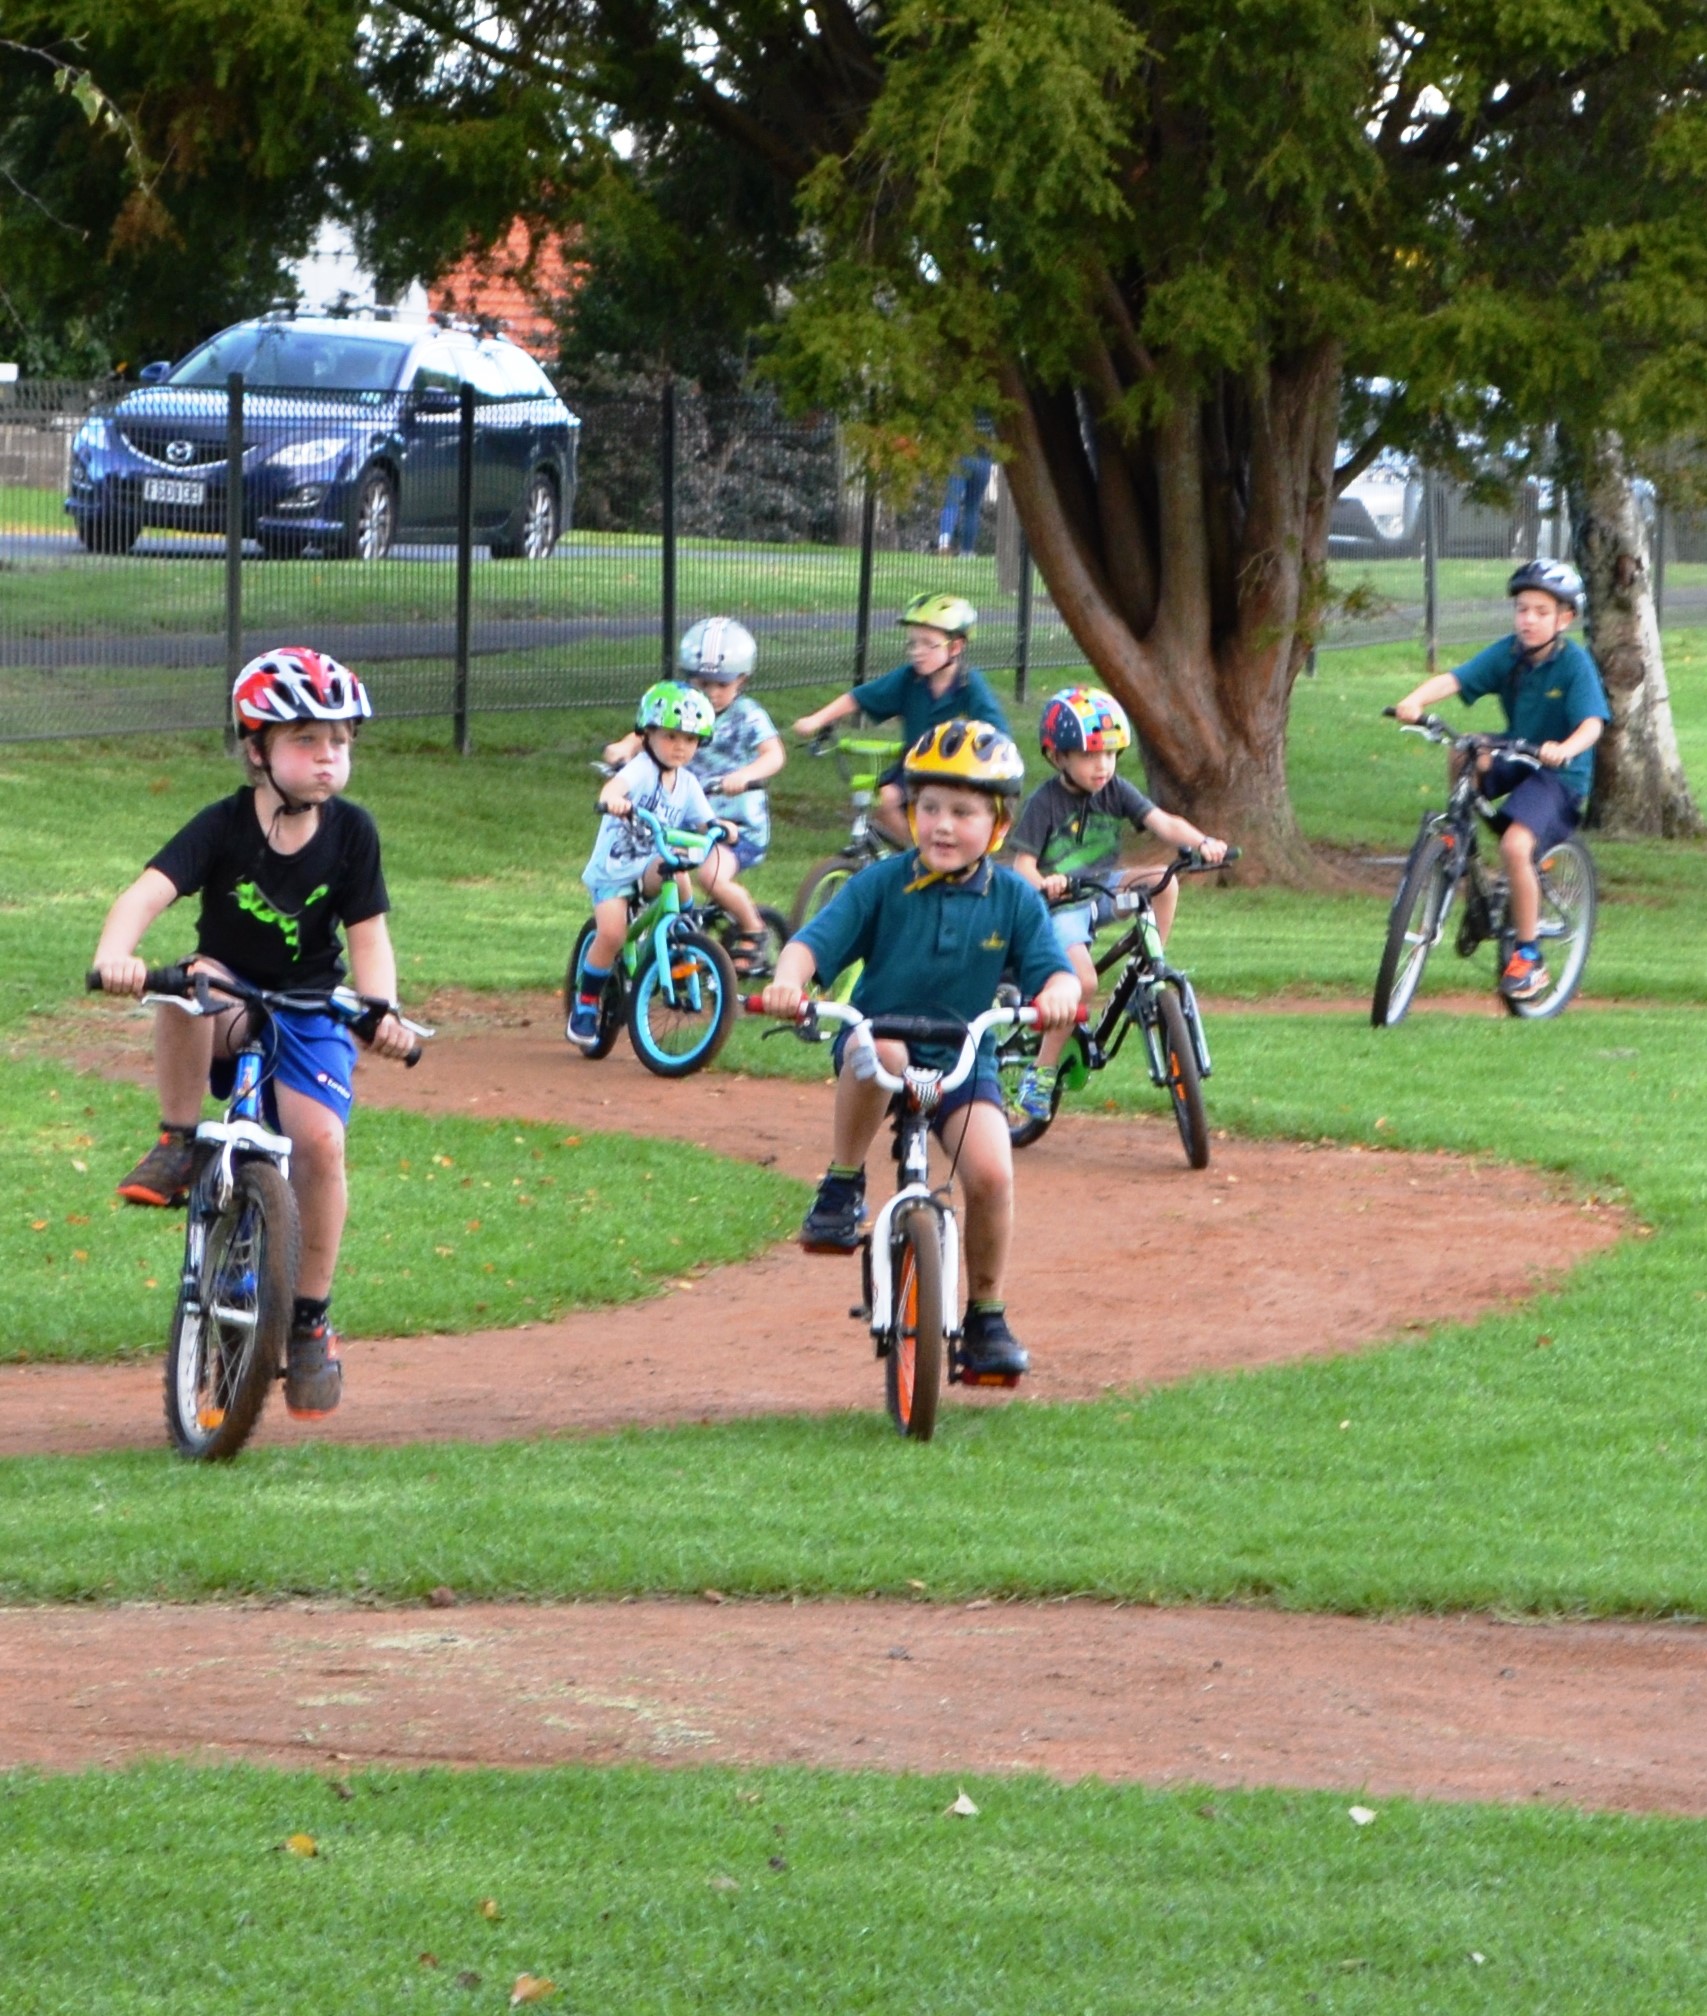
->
[117, 1127, 197, 1207]
[799, 1172, 866, 1253]
[959, 1305, 1030, 1380]
[285, 1315, 343, 1420]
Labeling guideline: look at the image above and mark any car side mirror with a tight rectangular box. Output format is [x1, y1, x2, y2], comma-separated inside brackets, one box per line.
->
[138, 361, 172, 385]
[411, 383, 460, 414]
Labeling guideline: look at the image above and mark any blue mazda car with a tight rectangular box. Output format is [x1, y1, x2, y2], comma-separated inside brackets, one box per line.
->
[65, 310, 579, 560]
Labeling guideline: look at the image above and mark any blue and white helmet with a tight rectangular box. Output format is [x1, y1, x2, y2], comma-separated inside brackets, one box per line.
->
[1507, 559, 1584, 613]
[678, 616, 757, 683]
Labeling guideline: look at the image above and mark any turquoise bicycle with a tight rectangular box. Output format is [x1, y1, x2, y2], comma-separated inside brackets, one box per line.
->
[564, 803, 740, 1076]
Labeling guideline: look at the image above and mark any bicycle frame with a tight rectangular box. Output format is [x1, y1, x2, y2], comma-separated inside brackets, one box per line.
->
[612, 804, 728, 1009]
[862, 1086, 963, 1353]
[1064, 872, 1214, 1087]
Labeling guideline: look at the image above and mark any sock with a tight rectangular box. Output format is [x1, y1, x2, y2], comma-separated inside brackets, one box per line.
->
[1517, 941, 1539, 961]
[825, 1162, 863, 1187]
[968, 1299, 1005, 1317]
[158, 1119, 195, 1140]
[293, 1294, 330, 1331]
[578, 960, 611, 1006]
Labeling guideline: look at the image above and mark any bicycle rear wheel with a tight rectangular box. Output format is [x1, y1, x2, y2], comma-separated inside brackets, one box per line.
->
[627, 927, 737, 1076]
[1371, 833, 1454, 1027]
[1503, 836, 1596, 1021]
[164, 1160, 298, 1461]
[1154, 987, 1210, 1170]
[885, 1205, 945, 1441]
[564, 918, 623, 1057]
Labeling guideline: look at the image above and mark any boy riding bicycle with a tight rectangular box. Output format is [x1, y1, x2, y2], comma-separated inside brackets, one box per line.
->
[89, 647, 413, 1419]
[761, 720, 1078, 1379]
[602, 618, 786, 974]
[1392, 559, 1608, 1001]
[573, 679, 727, 1046]
[1007, 686, 1228, 1121]
[791, 594, 1011, 848]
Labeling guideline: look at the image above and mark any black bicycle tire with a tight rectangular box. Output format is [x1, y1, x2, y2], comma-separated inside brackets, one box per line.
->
[626, 928, 737, 1077]
[1156, 987, 1211, 1171]
[163, 1160, 298, 1461]
[885, 1204, 944, 1441]
[565, 918, 623, 1058]
[1371, 833, 1453, 1027]
[1502, 836, 1597, 1022]
[995, 1023, 1061, 1150]
[789, 853, 861, 934]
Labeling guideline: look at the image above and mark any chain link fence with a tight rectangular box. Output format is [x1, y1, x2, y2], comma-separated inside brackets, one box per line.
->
[4, 376, 1702, 743]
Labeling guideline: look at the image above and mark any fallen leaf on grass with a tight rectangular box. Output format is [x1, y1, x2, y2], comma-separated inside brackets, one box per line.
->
[702, 1588, 725, 1605]
[510, 1976, 557, 2006]
[418, 1953, 439, 1968]
[282, 1833, 318, 1857]
[479, 1897, 504, 1921]
[428, 1585, 458, 1609]
[455, 1972, 482, 1991]
[708, 1874, 740, 1893]
[1348, 1806, 1377, 1827]
[946, 1791, 979, 1818]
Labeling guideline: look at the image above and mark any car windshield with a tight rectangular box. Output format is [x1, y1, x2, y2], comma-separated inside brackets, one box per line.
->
[170, 325, 407, 393]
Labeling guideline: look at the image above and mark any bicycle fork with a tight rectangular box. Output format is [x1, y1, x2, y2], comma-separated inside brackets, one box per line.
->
[858, 1186, 961, 1361]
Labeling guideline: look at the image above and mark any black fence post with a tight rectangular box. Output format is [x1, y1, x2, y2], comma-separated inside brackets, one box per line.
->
[1014, 529, 1033, 705]
[224, 372, 244, 746]
[1422, 466, 1440, 676]
[660, 376, 677, 675]
[453, 382, 475, 756]
[852, 468, 877, 687]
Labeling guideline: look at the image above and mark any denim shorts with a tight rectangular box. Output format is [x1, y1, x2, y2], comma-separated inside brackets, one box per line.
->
[1050, 888, 1116, 952]
[1482, 757, 1581, 857]
[210, 1004, 358, 1130]
[727, 832, 766, 874]
[585, 873, 645, 907]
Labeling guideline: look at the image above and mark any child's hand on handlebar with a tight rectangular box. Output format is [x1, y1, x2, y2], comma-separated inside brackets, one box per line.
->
[367, 1010, 416, 1062]
[1538, 740, 1567, 769]
[1040, 872, 1070, 900]
[90, 957, 149, 998]
[601, 791, 633, 817]
[1196, 836, 1230, 866]
[759, 980, 806, 1020]
[1393, 696, 1425, 725]
[1030, 973, 1081, 1031]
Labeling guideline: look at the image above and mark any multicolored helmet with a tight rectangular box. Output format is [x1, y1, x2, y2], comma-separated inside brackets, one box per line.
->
[231, 647, 371, 736]
[635, 680, 716, 740]
[1038, 685, 1131, 757]
[1507, 558, 1584, 612]
[678, 616, 757, 683]
[898, 592, 977, 640]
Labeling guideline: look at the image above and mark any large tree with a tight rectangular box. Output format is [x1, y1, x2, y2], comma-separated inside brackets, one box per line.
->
[363, 1, 1707, 873]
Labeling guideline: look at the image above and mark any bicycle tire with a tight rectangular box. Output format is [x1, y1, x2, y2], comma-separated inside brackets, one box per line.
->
[1503, 836, 1597, 1022]
[1156, 986, 1211, 1170]
[627, 927, 737, 1077]
[163, 1160, 298, 1461]
[886, 1204, 944, 1441]
[564, 918, 623, 1058]
[1371, 833, 1454, 1027]
[789, 853, 862, 933]
[995, 1022, 1063, 1150]
[713, 904, 790, 981]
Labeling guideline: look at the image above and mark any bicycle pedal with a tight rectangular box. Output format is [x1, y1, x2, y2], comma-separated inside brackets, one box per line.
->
[850, 1303, 870, 1321]
[958, 1369, 1022, 1389]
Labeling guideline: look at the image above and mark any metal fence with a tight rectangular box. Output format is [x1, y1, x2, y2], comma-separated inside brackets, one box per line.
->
[4, 376, 1702, 744]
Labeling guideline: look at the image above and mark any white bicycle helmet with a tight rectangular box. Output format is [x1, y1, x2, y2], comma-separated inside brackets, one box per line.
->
[678, 616, 757, 682]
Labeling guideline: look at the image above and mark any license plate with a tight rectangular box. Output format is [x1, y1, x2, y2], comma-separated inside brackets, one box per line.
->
[142, 478, 205, 506]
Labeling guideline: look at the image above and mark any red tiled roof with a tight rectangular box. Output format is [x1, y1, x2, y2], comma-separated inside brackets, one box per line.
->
[428, 220, 582, 360]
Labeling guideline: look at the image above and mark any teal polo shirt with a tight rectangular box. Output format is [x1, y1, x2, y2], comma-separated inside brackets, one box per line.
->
[794, 851, 1070, 1071]
[1451, 636, 1610, 804]
[847, 661, 1012, 748]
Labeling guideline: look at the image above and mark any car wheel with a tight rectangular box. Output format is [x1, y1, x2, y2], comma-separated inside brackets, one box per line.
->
[490, 471, 560, 560]
[339, 466, 396, 561]
[74, 512, 140, 556]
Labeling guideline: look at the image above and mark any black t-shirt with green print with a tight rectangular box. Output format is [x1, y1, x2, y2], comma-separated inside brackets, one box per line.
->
[1008, 774, 1157, 885]
[149, 789, 389, 989]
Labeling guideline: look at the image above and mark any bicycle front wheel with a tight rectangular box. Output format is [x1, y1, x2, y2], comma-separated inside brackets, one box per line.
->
[1371, 834, 1454, 1027]
[1155, 987, 1210, 1170]
[164, 1160, 298, 1461]
[886, 1204, 944, 1441]
[627, 928, 737, 1076]
[995, 1021, 1062, 1150]
[1504, 836, 1597, 1021]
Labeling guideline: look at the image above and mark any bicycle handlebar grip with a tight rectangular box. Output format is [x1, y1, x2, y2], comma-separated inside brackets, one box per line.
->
[87, 963, 191, 994]
[84, 968, 102, 992]
[403, 1044, 423, 1069]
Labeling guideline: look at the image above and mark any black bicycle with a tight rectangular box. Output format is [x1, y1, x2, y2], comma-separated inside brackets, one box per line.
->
[994, 852, 1231, 1169]
[1371, 711, 1597, 1026]
[87, 964, 429, 1460]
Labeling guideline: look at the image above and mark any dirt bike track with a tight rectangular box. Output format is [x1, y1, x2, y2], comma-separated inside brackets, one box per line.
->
[10, 995, 1705, 1818]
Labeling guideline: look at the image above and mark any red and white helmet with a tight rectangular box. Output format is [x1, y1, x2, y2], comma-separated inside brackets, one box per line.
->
[232, 647, 372, 736]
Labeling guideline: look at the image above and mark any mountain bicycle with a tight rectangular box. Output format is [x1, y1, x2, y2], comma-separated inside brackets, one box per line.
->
[85, 963, 430, 1461]
[787, 728, 905, 932]
[565, 802, 741, 1075]
[994, 851, 1232, 1169]
[1371, 711, 1597, 1026]
[752, 996, 1060, 1440]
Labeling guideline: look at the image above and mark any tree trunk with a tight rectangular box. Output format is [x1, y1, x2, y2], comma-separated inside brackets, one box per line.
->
[1572, 434, 1702, 837]
[996, 347, 1340, 883]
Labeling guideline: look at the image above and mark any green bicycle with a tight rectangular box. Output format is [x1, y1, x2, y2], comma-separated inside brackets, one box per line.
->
[565, 804, 740, 1076]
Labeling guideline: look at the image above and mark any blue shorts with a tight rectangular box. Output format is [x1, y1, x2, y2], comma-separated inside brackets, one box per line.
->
[830, 1028, 1002, 1128]
[210, 1005, 357, 1130]
[1050, 890, 1116, 952]
[727, 832, 766, 874]
[1482, 756, 1581, 857]
[585, 874, 646, 908]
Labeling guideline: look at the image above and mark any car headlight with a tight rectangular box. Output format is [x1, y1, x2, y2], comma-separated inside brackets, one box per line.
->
[75, 417, 112, 452]
[269, 436, 349, 470]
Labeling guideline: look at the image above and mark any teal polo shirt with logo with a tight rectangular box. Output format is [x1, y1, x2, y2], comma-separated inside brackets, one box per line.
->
[1451, 636, 1610, 804]
[847, 661, 1012, 746]
[794, 851, 1070, 1071]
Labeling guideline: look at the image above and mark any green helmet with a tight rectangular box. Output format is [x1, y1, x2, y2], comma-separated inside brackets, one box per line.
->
[636, 680, 715, 740]
[899, 592, 977, 640]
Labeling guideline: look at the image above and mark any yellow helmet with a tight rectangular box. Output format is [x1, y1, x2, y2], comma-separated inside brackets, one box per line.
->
[902, 719, 1026, 848]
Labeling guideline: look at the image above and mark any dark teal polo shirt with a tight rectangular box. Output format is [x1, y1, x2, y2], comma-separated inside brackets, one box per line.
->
[1451, 636, 1610, 803]
[847, 661, 1012, 747]
[794, 850, 1070, 1070]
